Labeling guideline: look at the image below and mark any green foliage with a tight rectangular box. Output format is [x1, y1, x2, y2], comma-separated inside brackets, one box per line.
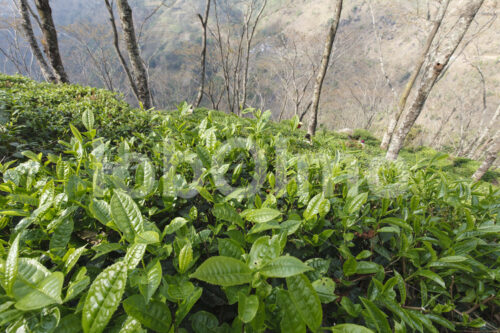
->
[0, 74, 153, 159]
[0, 75, 499, 332]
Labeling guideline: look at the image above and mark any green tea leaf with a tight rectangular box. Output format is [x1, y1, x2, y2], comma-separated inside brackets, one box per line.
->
[415, 270, 445, 288]
[179, 243, 193, 274]
[175, 287, 202, 328]
[163, 217, 188, 235]
[218, 238, 245, 259]
[63, 246, 86, 274]
[286, 274, 322, 331]
[213, 203, 244, 228]
[343, 257, 357, 276]
[55, 314, 82, 333]
[12, 258, 50, 299]
[140, 260, 162, 303]
[312, 277, 337, 304]
[123, 295, 172, 333]
[82, 109, 95, 131]
[118, 316, 143, 333]
[82, 261, 128, 333]
[360, 297, 391, 333]
[346, 192, 368, 215]
[330, 324, 374, 332]
[241, 208, 281, 223]
[89, 199, 112, 226]
[111, 190, 144, 242]
[190, 256, 252, 286]
[15, 272, 63, 311]
[304, 193, 329, 220]
[248, 235, 281, 269]
[260, 256, 312, 278]
[277, 290, 306, 333]
[6, 233, 21, 296]
[238, 293, 259, 323]
[125, 243, 147, 270]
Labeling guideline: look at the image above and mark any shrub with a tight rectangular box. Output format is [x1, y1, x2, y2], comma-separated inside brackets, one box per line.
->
[0, 74, 153, 160]
[0, 103, 499, 332]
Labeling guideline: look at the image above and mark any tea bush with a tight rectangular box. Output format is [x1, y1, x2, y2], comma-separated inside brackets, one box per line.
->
[0, 74, 152, 159]
[0, 76, 499, 332]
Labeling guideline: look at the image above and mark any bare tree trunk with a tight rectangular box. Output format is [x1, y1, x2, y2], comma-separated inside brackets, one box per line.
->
[431, 107, 456, 148]
[468, 103, 500, 159]
[104, 0, 140, 102]
[380, 0, 450, 150]
[463, 63, 488, 157]
[472, 132, 499, 181]
[116, 0, 152, 109]
[299, 101, 312, 122]
[17, 0, 56, 82]
[307, 0, 343, 138]
[386, 0, 485, 161]
[241, 0, 268, 109]
[195, 0, 211, 108]
[368, 2, 398, 102]
[33, 0, 68, 83]
[212, 0, 233, 113]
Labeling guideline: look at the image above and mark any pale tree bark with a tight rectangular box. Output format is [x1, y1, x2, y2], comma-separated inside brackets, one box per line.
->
[33, 0, 68, 83]
[380, 0, 450, 150]
[472, 131, 499, 181]
[386, 0, 485, 161]
[104, 0, 140, 102]
[17, 0, 56, 82]
[116, 0, 153, 109]
[241, 0, 268, 109]
[307, 0, 343, 138]
[211, 0, 235, 113]
[195, 0, 211, 108]
[468, 103, 500, 159]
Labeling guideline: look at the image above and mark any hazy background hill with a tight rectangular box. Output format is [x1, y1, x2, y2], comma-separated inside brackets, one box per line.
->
[1, 0, 499, 151]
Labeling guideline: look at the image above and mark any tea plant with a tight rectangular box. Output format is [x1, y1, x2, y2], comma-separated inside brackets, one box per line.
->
[0, 76, 499, 332]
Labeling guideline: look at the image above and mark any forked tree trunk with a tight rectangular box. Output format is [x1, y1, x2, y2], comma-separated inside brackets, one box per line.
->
[386, 0, 485, 161]
[17, 0, 56, 82]
[307, 0, 343, 138]
[380, 0, 450, 150]
[472, 132, 499, 181]
[116, 0, 153, 109]
[241, 0, 268, 109]
[195, 0, 211, 108]
[33, 0, 68, 83]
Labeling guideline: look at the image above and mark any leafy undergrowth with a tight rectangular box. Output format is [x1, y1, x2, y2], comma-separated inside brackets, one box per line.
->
[0, 75, 499, 332]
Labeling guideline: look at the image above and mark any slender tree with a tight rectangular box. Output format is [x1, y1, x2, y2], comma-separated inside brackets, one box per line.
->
[472, 131, 499, 181]
[104, 0, 140, 102]
[17, 0, 56, 82]
[194, 0, 211, 108]
[33, 0, 68, 83]
[116, 0, 153, 109]
[431, 107, 457, 148]
[241, 0, 268, 109]
[380, 0, 450, 150]
[467, 103, 500, 159]
[307, 0, 343, 139]
[386, 0, 485, 161]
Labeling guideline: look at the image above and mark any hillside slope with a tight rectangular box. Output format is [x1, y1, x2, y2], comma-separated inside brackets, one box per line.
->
[1, 74, 498, 183]
[0, 75, 499, 332]
[2, 0, 498, 145]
